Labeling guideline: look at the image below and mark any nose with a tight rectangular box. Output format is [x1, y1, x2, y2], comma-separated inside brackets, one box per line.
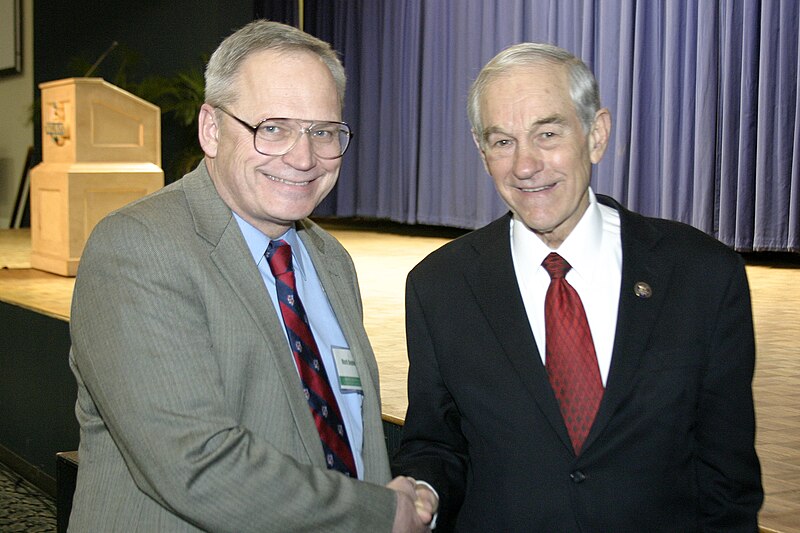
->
[281, 130, 316, 170]
[512, 139, 543, 179]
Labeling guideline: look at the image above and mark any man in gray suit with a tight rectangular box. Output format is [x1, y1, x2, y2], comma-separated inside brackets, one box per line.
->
[68, 20, 436, 532]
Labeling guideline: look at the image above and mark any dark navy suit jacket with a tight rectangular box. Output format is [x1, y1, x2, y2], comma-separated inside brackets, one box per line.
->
[393, 195, 763, 532]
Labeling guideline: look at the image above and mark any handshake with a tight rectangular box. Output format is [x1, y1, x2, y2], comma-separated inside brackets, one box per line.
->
[387, 475, 439, 532]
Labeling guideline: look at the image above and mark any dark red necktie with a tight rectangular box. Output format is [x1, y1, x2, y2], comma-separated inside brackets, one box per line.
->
[266, 240, 357, 477]
[542, 252, 603, 455]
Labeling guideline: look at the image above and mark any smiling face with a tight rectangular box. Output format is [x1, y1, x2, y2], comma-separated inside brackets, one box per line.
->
[199, 49, 343, 238]
[474, 62, 610, 248]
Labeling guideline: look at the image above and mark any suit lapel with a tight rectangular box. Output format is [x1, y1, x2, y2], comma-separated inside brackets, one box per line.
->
[581, 196, 674, 453]
[296, 220, 390, 483]
[464, 215, 573, 451]
[182, 164, 326, 469]
[467, 203, 677, 456]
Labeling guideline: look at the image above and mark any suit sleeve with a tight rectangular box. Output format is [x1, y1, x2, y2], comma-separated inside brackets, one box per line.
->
[695, 255, 763, 530]
[391, 272, 469, 531]
[70, 212, 396, 533]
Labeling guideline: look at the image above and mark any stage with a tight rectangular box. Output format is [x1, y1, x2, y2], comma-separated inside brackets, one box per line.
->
[1, 226, 799, 532]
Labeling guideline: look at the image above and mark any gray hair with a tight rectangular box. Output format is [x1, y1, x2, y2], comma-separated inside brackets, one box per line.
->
[467, 43, 601, 144]
[205, 19, 346, 111]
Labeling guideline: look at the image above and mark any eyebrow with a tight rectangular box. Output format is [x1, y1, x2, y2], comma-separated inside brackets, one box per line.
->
[482, 114, 568, 141]
[530, 114, 568, 128]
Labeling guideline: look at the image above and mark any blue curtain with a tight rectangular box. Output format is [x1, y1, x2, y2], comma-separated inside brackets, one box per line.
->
[261, 0, 800, 252]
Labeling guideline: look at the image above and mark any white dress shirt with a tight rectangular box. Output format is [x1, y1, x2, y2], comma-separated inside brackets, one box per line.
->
[510, 189, 622, 385]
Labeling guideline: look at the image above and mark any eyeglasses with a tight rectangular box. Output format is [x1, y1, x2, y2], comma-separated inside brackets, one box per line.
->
[217, 107, 353, 160]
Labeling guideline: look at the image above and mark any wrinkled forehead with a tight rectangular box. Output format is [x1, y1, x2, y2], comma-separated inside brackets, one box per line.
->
[480, 64, 575, 130]
[233, 49, 341, 121]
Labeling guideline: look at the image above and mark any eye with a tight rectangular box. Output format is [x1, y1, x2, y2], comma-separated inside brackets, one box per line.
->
[311, 126, 336, 141]
[258, 121, 290, 139]
[486, 135, 514, 150]
[534, 130, 562, 148]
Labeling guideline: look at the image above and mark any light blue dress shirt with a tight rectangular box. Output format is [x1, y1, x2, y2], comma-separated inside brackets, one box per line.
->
[233, 214, 365, 478]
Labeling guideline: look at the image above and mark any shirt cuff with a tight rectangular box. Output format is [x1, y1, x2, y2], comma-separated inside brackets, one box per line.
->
[414, 480, 439, 530]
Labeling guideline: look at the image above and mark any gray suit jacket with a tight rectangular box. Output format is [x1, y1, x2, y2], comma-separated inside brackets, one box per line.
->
[68, 163, 395, 532]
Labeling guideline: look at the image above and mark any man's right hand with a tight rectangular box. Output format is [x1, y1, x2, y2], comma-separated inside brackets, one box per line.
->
[387, 476, 432, 532]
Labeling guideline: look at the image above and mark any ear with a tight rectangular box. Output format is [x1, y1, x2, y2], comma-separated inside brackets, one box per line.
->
[471, 129, 490, 174]
[198, 103, 220, 158]
[588, 108, 611, 164]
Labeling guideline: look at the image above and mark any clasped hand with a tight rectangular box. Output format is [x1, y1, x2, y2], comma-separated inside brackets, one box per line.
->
[387, 475, 438, 532]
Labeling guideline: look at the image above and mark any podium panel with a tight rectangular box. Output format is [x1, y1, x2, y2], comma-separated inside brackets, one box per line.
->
[30, 163, 163, 276]
[30, 78, 164, 276]
[40, 78, 161, 165]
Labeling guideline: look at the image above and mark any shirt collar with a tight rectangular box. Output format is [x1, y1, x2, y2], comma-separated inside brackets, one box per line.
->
[232, 213, 307, 276]
[511, 188, 603, 280]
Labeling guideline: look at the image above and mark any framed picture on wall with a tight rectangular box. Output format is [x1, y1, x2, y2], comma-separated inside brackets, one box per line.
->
[0, 0, 22, 76]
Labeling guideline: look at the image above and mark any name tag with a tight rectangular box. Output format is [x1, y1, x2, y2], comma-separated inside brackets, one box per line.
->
[332, 347, 362, 392]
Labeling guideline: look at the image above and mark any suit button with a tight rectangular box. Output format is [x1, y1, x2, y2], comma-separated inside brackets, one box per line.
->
[570, 470, 586, 483]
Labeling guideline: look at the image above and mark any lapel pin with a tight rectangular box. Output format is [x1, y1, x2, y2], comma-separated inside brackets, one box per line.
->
[633, 281, 652, 298]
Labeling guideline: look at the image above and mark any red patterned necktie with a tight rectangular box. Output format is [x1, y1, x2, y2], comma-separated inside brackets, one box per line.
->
[542, 252, 603, 455]
[266, 239, 357, 477]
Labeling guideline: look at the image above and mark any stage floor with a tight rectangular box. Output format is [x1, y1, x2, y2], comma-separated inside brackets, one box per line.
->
[1, 226, 798, 531]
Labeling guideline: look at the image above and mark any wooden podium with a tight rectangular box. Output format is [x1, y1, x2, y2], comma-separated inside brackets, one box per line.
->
[30, 78, 164, 276]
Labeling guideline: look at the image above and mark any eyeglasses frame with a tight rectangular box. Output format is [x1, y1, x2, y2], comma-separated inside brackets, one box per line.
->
[216, 107, 353, 160]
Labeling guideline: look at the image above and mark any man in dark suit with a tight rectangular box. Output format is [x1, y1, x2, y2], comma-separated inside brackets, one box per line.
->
[68, 20, 434, 532]
[393, 43, 763, 531]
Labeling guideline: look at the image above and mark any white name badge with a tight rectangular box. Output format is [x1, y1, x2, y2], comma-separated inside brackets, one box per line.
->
[332, 347, 362, 392]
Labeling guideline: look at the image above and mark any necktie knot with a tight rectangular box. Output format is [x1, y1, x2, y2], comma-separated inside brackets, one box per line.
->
[542, 252, 571, 280]
[266, 240, 292, 276]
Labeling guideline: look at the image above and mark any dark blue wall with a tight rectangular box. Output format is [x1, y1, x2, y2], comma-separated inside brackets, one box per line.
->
[32, 1, 255, 184]
[0, 301, 74, 494]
